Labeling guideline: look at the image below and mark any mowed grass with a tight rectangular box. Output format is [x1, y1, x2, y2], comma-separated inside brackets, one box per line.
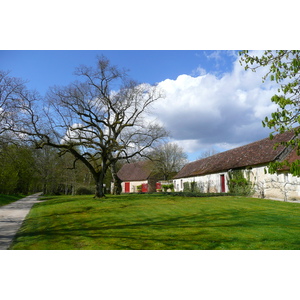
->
[10, 193, 300, 250]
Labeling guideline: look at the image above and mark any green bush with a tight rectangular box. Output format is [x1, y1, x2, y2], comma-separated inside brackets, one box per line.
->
[183, 182, 191, 192]
[227, 169, 254, 196]
[163, 191, 230, 197]
[162, 184, 175, 192]
[76, 186, 94, 195]
[183, 181, 200, 193]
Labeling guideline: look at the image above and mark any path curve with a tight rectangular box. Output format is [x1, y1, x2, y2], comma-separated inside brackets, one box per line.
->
[0, 193, 42, 250]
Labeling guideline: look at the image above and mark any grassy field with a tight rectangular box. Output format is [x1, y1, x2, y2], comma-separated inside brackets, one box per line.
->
[9, 193, 300, 250]
[0, 194, 25, 207]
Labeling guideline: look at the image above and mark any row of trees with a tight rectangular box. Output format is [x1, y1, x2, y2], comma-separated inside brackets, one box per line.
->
[0, 136, 188, 196]
[0, 141, 99, 195]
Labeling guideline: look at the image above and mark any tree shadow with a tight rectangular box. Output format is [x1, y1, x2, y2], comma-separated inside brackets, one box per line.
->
[11, 208, 300, 250]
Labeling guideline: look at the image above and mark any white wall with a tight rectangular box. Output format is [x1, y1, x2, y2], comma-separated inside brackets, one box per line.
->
[173, 173, 227, 193]
[250, 166, 300, 200]
[174, 166, 300, 201]
[121, 180, 148, 193]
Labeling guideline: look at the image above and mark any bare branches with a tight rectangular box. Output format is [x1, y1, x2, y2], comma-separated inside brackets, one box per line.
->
[0, 57, 167, 197]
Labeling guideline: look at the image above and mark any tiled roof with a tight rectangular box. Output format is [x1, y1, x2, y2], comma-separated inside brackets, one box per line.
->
[173, 130, 296, 179]
[117, 161, 153, 181]
[278, 148, 300, 171]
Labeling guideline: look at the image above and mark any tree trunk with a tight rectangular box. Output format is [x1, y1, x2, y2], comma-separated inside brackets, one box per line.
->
[93, 172, 106, 198]
[111, 163, 122, 195]
[112, 176, 122, 195]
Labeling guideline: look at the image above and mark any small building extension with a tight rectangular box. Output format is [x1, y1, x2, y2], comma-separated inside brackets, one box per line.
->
[116, 160, 161, 193]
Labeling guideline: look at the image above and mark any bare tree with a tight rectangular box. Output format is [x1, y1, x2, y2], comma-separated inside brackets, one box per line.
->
[0, 57, 167, 198]
[197, 148, 219, 160]
[150, 142, 188, 180]
[0, 70, 28, 132]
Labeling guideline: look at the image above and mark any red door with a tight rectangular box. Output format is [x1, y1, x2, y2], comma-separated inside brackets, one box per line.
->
[156, 182, 161, 191]
[220, 175, 226, 193]
[141, 183, 148, 193]
[125, 182, 130, 193]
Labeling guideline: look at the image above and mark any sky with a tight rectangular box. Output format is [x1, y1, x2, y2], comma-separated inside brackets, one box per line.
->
[0, 50, 279, 161]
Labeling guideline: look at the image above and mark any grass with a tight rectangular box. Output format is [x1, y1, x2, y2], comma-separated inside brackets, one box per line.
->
[0, 194, 25, 207]
[9, 193, 300, 250]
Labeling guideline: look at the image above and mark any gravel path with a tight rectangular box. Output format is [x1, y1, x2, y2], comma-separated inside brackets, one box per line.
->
[0, 193, 42, 250]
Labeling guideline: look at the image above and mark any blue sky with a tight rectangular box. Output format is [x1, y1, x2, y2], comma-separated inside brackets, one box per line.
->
[0, 50, 237, 94]
[0, 50, 276, 161]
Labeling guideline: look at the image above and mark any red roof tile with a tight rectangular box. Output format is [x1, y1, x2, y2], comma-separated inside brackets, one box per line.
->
[117, 161, 153, 181]
[278, 148, 300, 171]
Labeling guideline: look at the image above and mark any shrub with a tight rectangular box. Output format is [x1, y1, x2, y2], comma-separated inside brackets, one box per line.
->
[183, 181, 200, 193]
[163, 191, 230, 197]
[227, 169, 254, 196]
[76, 186, 94, 195]
[183, 182, 191, 192]
[162, 184, 175, 192]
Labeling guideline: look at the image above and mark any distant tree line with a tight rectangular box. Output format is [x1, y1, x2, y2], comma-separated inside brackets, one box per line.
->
[0, 138, 189, 196]
[0, 139, 112, 195]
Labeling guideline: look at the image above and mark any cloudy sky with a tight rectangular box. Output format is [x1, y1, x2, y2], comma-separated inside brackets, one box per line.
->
[154, 51, 279, 160]
[0, 50, 280, 161]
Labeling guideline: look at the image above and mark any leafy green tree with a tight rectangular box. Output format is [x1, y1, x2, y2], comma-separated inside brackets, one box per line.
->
[0, 143, 37, 194]
[239, 50, 300, 174]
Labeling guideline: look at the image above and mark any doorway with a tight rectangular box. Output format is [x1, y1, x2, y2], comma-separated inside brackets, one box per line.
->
[220, 175, 226, 193]
[125, 182, 130, 193]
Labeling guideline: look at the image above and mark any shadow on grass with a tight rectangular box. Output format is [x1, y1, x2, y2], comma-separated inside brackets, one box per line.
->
[36, 197, 83, 208]
[11, 208, 300, 250]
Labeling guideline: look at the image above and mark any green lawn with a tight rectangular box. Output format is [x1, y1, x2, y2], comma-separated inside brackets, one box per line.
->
[9, 193, 300, 250]
[0, 194, 25, 207]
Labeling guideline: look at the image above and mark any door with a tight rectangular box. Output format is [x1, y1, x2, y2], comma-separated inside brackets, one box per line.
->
[220, 175, 226, 193]
[156, 182, 162, 191]
[125, 182, 130, 193]
[141, 183, 148, 193]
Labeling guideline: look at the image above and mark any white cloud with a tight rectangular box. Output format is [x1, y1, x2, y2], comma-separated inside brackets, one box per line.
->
[153, 53, 279, 159]
[169, 139, 202, 154]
